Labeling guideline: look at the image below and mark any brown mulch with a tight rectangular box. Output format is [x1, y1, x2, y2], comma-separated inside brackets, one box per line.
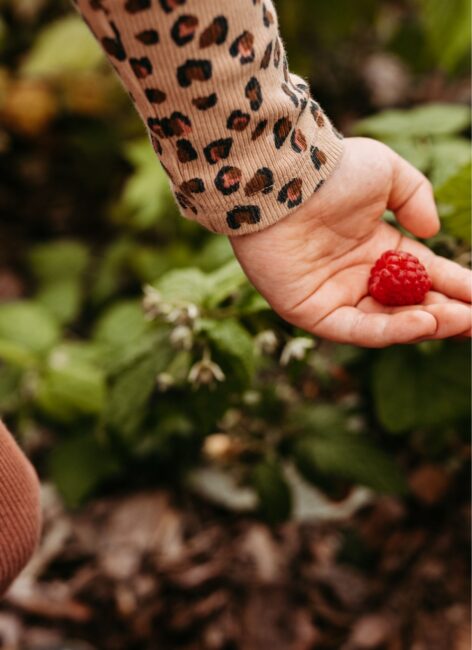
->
[0, 469, 470, 650]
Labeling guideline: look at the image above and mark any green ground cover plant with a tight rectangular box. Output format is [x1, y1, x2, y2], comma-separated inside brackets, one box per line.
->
[0, 0, 469, 521]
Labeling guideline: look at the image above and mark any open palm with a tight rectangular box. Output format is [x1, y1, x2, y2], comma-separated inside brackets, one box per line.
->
[231, 137, 471, 347]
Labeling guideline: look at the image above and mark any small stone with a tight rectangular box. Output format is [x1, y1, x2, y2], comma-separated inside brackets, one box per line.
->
[409, 465, 450, 506]
[350, 613, 393, 648]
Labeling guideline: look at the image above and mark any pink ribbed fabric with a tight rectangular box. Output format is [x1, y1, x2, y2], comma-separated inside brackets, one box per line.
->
[74, 0, 344, 235]
[0, 421, 41, 595]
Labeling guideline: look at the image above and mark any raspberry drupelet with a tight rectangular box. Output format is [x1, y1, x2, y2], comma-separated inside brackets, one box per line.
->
[368, 250, 432, 307]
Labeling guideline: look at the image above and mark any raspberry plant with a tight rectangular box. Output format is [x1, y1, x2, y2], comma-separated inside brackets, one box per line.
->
[0, 1, 469, 519]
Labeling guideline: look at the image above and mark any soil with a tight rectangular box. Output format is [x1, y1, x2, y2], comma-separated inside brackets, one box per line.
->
[0, 466, 469, 650]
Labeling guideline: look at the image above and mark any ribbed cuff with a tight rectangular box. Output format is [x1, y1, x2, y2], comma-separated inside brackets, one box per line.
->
[178, 118, 345, 236]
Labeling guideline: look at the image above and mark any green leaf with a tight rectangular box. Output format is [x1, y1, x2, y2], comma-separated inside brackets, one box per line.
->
[27, 241, 89, 325]
[153, 260, 252, 310]
[429, 138, 471, 187]
[289, 403, 349, 435]
[252, 458, 292, 524]
[21, 15, 104, 77]
[153, 268, 209, 306]
[106, 355, 157, 437]
[194, 236, 234, 271]
[165, 350, 192, 383]
[383, 138, 430, 172]
[294, 434, 406, 494]
[94, 301, 150, 347]
[129, 244, 175, 283]
[105, 345, 172, 439]
[114, 139, 174, 230]
[28, 240, 90, 283]
[36, 348, 106, 422]
[354, 103, 470, 138]
[201, 318, 254, 382]
[0, 340, 37, 368]
[103, 331, 167, 377]
[89, 239, 136, 305]
[418, 0, 471, 72]
[372, 343, 471, 433]
[205, 259, 247, 308]
[49, 433, 121, 507]
[0, 365, 23, 412]
[435, 162, 471, 241]
[0, 301, 60, 355]
[49, 341, 103, 366]
[36, 279, 82, 325]
[233, 287, 271, 314]
[125, 137, 159, 168]
[332, 344, 365, 366]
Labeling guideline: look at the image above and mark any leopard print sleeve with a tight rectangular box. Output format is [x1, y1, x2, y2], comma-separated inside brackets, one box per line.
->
[74, 0, 344, 235]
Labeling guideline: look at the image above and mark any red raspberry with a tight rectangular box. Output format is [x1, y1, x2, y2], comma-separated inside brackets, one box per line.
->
[368, 250, 432, 306]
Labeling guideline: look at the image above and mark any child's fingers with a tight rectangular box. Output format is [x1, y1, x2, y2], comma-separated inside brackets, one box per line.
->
[387, 151, 440, 239]
[357, 295, 471, 340]
[313, 306, 437, 347]
[413, 303, 471, 339]
[358, 291, 466, 312]
[428, 255, 472, 303]
[398, 237, 472, 303]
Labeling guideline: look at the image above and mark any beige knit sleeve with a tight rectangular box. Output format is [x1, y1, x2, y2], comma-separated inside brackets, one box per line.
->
[74, 0, 344, 235]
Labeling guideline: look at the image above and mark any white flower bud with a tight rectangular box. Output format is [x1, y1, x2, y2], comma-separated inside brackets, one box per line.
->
[170, 325, 194, 351]
[156, 372, 174, 392]
[143, 285, 161, 308]
[280, 337, 315, 366]
[255, 330, 278, 355]
[188, 358, 225, 387]
[49, 349, 69, 369]
[242, 390, 261, 405]
[142, 286, 170, 319]
[186, 303, 200, 322]
[166, 303, 200, 325]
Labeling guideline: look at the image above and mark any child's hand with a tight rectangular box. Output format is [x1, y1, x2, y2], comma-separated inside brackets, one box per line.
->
[231, 137, 471, 347]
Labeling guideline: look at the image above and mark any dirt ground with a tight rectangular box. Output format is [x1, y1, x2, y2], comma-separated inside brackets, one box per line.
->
[0, 464, 469, 650]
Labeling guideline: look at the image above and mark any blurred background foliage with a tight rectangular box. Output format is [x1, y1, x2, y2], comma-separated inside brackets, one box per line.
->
[0, 0, 470, 520]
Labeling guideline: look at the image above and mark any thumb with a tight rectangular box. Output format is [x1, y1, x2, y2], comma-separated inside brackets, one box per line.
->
[387, 150, 440, 239]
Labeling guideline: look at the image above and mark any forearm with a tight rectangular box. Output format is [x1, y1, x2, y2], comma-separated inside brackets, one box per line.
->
[0, 421, 41, 594]
[74, 0, 343, 234]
